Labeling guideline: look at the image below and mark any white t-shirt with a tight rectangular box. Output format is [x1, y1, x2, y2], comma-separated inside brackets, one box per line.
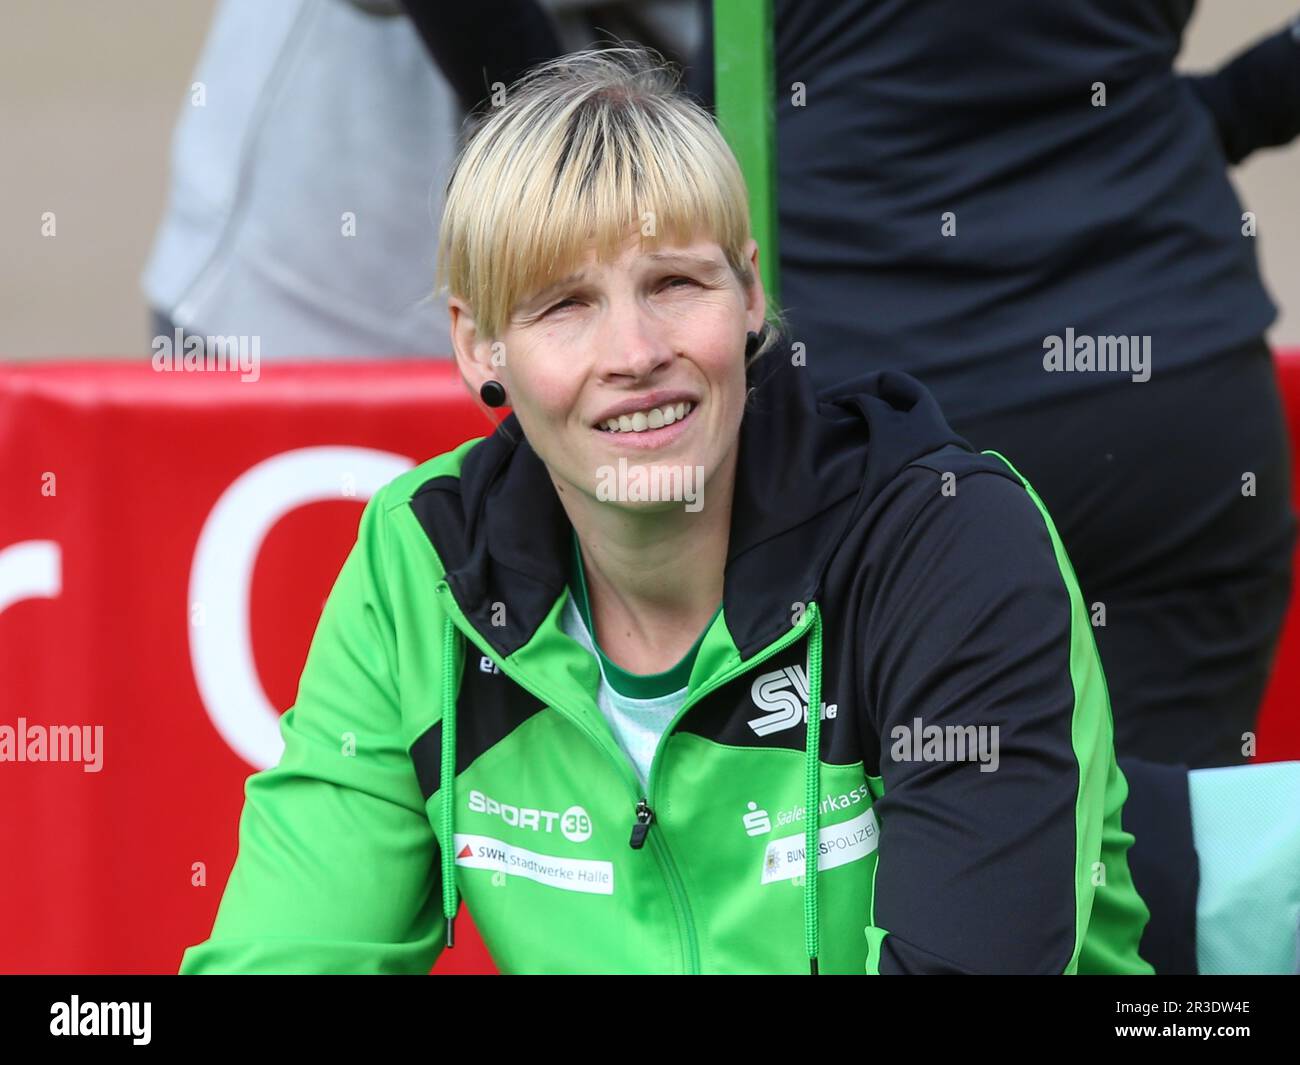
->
[558, 591, 687, 792]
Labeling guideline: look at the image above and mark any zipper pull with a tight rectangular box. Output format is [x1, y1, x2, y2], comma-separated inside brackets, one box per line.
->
[629, 798, 654, 849]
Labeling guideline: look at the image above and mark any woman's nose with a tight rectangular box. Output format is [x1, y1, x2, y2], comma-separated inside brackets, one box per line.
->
[597, 305, 672, 378]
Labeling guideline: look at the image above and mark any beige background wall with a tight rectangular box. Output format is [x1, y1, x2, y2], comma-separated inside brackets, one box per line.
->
[1, 0, 1296, 358]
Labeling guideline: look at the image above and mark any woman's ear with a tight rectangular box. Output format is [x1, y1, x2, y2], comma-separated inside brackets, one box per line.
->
[448, 296, 497, 396]
[744, 238, 766, 333]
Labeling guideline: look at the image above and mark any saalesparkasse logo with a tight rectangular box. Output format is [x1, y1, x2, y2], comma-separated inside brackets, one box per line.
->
[743, 801, 772, 836]
[748, 664, 837, 737]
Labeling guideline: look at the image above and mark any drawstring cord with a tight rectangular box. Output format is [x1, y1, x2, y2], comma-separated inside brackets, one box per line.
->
[441, 615, 458, 948]
[803, 602, 824, 975]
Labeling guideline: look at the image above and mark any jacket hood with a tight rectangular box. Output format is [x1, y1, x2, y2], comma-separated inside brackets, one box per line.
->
[417, 329, 969, 660]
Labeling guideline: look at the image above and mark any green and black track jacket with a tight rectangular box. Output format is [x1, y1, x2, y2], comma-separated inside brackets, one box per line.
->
[181, 340, 1154, 974]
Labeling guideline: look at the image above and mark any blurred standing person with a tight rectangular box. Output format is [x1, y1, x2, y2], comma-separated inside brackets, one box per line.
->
[692, 1, 1300, 770]
[141, 0, 700, 357]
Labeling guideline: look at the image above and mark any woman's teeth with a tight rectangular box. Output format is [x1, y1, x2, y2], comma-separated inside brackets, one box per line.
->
[599, 401, 694, 433]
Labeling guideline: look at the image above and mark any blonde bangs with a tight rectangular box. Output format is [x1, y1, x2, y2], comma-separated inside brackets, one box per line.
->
[435, 47, 755, 343]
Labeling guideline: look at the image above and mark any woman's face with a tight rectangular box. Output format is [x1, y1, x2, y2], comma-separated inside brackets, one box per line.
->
[452, 231, 765, 513]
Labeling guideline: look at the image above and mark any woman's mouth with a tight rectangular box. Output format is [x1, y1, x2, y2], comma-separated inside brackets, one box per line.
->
[593, 400, 696, 449]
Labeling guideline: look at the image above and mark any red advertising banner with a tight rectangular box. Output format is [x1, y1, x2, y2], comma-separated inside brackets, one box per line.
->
[0, 360, 499, 974]
[1, 355, 1297, 974]
[1258, 349, 1300, 763]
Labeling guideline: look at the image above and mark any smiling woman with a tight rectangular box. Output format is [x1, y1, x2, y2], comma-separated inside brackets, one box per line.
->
[180, 44, 1156, 976]
[436, 47, 781, 692]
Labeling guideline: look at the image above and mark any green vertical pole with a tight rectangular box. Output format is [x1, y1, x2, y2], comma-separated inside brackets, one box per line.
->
[712, 0, 779, 305]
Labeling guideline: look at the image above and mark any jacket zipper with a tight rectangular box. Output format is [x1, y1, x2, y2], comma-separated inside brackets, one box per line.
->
[434, 581, 816, 974]
[644, 603, 817, 800]
[634, 604, 819, 973]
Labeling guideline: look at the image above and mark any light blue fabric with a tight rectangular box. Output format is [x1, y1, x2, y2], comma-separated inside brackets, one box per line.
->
[141, 0, 456, 356]
[1190, 760, 1300, 974]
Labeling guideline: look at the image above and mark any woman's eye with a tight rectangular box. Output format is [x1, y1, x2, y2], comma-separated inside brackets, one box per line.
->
[540, 278, 695, 315]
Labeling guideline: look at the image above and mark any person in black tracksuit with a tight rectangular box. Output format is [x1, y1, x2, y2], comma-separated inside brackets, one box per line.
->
[691, 0, 1300, 774]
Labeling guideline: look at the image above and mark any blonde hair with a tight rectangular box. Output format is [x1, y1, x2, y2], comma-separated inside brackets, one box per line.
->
[434, 44, 785, 367]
